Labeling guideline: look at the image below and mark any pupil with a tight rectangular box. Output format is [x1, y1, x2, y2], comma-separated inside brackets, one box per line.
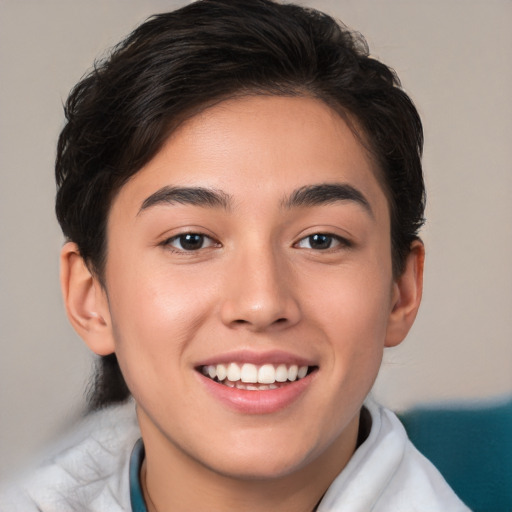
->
[310, 234, 331, 249]
[180, 234, 203, 250]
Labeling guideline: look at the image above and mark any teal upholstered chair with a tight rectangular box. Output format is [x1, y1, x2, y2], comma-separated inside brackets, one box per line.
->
[399, 398, 512, 512]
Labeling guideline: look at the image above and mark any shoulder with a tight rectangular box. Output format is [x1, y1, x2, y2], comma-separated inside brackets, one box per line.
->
[0, 401, 140, 512]
[318, 399, 471, 512]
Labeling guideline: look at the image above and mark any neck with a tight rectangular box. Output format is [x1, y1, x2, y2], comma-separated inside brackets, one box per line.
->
[141, 460, 327, 512]
[138, 411, 361, 512]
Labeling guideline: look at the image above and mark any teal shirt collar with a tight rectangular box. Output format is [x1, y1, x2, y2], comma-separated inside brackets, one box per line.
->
[129, 438, 148, 512]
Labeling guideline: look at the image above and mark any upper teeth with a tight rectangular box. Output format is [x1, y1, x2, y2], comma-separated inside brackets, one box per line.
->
[202, 363, 309, 384]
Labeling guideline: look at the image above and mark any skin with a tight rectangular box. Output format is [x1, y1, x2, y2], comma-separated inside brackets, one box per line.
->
[61, 95, 424, 512]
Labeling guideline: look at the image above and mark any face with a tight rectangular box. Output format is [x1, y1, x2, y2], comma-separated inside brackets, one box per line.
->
[92, 96, 409, 479]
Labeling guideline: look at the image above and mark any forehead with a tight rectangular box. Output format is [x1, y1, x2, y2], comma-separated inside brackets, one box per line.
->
[111, 95, 389, 221]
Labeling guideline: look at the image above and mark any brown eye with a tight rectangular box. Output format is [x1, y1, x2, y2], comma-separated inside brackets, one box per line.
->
[296, 233, 350, 251]
[307, 234, 333, 250]
[166, 233, 215, 251]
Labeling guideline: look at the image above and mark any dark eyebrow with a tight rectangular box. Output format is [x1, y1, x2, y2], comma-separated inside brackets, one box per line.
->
[138, 186, 232, 215]
[282, 183, 373, 217]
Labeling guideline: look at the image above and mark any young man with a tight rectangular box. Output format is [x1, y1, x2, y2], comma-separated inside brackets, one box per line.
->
[1, 1, 470, 510]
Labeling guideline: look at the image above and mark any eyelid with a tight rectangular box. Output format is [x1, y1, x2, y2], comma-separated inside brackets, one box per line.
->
[161, 231, 220, 252]
[294, 232, 352, 250]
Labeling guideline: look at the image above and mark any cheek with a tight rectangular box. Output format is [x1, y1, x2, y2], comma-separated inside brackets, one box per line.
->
[309, 259, 392, 328]
[108, 252, 213, 333]
[303, 258, 393, 366]
[104, 257, 217, 387]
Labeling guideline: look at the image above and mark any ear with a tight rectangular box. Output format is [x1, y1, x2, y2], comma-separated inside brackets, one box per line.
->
[60, 242, 115, 355]
[385, 240, 425, 348]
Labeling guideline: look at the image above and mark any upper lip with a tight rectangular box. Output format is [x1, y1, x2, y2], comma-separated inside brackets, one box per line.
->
[195, 349, 316, 368]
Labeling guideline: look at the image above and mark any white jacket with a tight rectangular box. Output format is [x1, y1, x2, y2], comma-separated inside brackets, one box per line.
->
[0, 399, 470, 511]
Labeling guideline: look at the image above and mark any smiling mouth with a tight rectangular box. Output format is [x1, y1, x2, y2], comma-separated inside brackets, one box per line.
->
[199, 362, 316, 390]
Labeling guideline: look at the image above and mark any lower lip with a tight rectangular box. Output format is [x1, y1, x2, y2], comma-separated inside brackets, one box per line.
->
[197, 372, 315, 414]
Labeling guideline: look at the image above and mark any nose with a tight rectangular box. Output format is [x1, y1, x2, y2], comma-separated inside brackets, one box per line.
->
[219, 246, 301, 332]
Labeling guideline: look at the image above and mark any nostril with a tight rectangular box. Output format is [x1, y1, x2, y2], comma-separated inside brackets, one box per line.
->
[230, 317, 287, 328]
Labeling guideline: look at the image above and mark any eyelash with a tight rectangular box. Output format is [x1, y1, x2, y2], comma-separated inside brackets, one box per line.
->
[294, 233, 352, 251]
[162, 233, 219, 253]
[161, 232, 351, 253]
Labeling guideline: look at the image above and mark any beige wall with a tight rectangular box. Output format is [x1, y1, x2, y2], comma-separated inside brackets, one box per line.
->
[1, 0, 510, 480]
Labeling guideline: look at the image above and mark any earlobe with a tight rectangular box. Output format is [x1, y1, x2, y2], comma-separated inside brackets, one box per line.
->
[60, 242, 115, 355]
[385, 240, 425, 348]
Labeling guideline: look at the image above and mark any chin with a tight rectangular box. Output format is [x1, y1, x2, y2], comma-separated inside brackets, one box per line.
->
[198, 441, 322, 482]
[208, 459, 307, 482]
